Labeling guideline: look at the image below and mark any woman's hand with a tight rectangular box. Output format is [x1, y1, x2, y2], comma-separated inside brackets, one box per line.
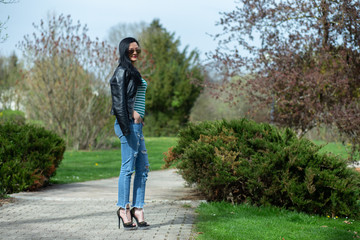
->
[133, 111, 143, 125]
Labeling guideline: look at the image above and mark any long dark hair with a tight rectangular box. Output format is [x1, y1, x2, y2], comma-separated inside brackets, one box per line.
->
[118, 37, 142, 85]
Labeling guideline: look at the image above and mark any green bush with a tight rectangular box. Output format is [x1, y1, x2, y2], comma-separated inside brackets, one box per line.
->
[0, 109, 26, 125]
[164, 119, 360, 218]
[0, 123, 66, 197]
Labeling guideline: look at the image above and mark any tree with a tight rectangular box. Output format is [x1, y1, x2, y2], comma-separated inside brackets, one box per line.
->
[210, 1, 360, 144]
[19, 14, 117, 150]
[0, 52, 22, 110]
[139, 19, 203, 136]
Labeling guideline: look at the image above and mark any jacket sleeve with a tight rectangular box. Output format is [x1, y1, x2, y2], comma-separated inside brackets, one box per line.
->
[110, 68, 131, 136]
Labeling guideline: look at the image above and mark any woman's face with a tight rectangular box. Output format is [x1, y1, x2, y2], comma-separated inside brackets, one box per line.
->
[128, 42, 140, 63]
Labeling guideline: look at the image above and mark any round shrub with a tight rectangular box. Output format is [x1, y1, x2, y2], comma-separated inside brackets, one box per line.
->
[164, 119, 360, 218]
[0, 122, 66, 196]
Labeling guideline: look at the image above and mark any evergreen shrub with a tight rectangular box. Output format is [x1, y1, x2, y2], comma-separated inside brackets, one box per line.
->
[0, 123, 66, 197]
[0, 109, 26, 125]
[164, 119, 360, 218]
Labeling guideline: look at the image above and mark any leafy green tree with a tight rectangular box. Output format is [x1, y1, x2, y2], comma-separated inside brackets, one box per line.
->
[139, 19, 203, 136]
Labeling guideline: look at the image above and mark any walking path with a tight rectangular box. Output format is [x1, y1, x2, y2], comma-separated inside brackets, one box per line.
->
[0, 169, 205, 240]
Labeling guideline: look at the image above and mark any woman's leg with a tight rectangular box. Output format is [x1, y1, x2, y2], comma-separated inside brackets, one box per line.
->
[131, 125, 149, 223]
[115, 121, 139, 209]
[132, 125, 149, 208]
[115, 120, 141, 225]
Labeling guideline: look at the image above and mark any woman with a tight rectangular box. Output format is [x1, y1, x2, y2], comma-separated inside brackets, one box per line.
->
[110, 37, 150, 230]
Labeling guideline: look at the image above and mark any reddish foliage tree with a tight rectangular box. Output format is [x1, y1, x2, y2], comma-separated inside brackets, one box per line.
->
[210, 0, 360, 159]
[19, 14, 118, 150]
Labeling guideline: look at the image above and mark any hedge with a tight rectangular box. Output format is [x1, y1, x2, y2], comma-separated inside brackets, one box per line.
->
[164, 119, 360, 218]
[0, 122, 66, 197]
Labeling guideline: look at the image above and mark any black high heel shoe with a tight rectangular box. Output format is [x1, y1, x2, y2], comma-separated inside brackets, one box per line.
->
[116, 208, 137, 230]
[130, 208, 150, 229]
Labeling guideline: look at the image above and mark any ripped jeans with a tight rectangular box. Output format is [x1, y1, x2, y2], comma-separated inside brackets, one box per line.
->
[114, 119, 150, 209]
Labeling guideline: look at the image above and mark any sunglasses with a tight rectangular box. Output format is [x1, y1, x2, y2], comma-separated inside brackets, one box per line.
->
[128, 48, 141, 55]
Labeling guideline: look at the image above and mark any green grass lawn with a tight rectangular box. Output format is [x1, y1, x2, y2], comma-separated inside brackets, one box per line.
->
[194, 202, 360, 240]
[50, 137, 177, 184]
[313, 140, 359, 160]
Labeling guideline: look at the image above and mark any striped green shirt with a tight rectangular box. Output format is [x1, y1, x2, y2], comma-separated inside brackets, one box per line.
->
[134, 78, 147, 118]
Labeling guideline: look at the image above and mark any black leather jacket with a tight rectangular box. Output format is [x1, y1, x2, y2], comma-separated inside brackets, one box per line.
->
[110, 66, 138, 136]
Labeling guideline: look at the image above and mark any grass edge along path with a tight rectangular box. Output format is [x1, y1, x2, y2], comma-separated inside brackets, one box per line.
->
[194, 202, 360, 240]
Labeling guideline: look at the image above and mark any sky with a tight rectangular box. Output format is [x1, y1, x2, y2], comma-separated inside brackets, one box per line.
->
[0, 0, 238, 61]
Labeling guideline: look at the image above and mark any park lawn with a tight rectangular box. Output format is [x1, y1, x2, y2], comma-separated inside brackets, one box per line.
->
[194, 202, 360, 240]
[50, 137, 177, 184]
[313, 140, 359, 160]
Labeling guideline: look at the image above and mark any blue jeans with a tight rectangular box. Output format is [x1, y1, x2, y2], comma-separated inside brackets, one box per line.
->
[114, 119, 149, 209]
